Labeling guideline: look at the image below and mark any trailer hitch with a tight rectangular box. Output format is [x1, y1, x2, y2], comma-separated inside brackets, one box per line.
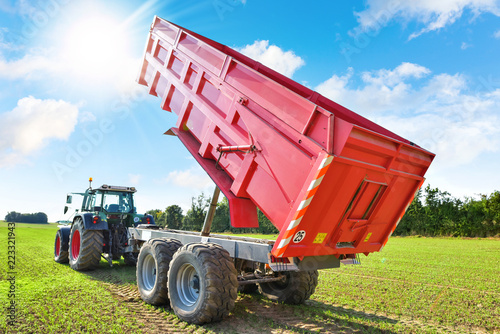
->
[238, 274, 286, 286]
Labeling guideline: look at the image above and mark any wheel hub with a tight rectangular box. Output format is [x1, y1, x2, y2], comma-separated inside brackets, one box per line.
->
[177, 263, 200, 307]
[142, 254, 157, 291]
[190, 275, 200, 292]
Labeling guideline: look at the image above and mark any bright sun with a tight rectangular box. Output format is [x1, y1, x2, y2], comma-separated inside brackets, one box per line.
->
[61, 15, 131, 83]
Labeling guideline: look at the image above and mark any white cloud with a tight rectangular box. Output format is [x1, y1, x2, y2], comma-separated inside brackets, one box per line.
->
[461, 42, 473, 49]
[128, 173, 142, 185]
[235, 40, 305, 78]
[353, 0, 500, 39]
[0, 2, 15, 13]
[164, 166, 213, 190]
[317, 62, 432, 114]
[0, 47, 142, 96]
[78, 111, 96, 123]
[0, 52, 59, 80]
[362, 62, 431, 86]
[315, 63, 500, 170]
[0, 96, 79, 167]
[494, 29, 500, 38]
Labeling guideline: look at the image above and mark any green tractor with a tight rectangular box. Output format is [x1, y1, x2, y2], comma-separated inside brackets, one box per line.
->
[54, 178, 155, 271]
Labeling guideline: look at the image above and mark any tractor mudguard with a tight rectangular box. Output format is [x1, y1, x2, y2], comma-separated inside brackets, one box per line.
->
[139, 214, 155, 226]
[58, 226, 71, 252]
[78, 213, 109, 230]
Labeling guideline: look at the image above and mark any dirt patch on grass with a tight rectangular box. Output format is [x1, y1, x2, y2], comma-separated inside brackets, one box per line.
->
[87, 269, 197, 333]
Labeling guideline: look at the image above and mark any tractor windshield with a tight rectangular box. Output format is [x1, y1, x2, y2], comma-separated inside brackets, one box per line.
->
[97, 191, 135, 213]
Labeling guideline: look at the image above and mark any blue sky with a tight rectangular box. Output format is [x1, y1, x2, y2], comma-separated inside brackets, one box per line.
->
[1, 0, 499, 222]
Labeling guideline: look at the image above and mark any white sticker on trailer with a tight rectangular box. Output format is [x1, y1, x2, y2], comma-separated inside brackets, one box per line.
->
[142, 230, 151, 241]
[293, 230, 306, 243]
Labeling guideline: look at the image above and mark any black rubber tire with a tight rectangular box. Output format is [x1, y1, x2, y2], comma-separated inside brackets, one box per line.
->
[258, 270, 319, 304]
[238, 283, 259, 294]
[137, 238, 182, 305]
[123, 252, 138, 266]
[54, 229, 69, 263]
[168, 243, 238, 325]
[68, 218, 103, 271]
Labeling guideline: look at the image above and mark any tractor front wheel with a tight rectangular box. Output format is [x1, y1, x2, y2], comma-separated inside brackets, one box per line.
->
[54, 229, 69, 263]
[69, 218, 103, 271]
[167, 243, 238, 324]
[258, 270, 319, 304]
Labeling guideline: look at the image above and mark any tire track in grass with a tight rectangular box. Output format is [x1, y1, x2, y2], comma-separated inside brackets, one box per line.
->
[305, 299, 484, 334]
[335, 272, 500, 296]
[239, 293, 474, 334]
[86, 269, 196, 334]
[237, 295, 357, 333]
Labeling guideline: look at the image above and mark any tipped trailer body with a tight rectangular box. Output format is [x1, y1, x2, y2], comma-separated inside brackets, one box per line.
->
[130, 16, 434, 324]
[136, 17, 434, 257]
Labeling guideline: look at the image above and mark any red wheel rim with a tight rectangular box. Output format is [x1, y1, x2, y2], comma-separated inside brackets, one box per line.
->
[71, 229, 81, 260]
[55, 235, 61, 256]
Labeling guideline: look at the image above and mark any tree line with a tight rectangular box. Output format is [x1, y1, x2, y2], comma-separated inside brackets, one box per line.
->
[395, 185, 500, 237]
[4, 211, 48, 224]
[149, 185, 500, 238]
[148, 193, 278, 234]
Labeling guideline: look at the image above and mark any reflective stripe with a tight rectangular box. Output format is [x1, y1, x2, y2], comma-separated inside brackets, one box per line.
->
[275, 154, 334, 257]
[286, 216, 303, 231]
[277, 236, 292, 249]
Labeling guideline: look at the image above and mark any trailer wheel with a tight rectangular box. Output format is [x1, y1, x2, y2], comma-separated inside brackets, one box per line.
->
[69, 218, 103, 271]
[137, 238, 182, 305]
[54, 229, 69, 263]
[258, 270, 319, 304]
[123, 252, 138, 266]
[168, 243, 238, 324]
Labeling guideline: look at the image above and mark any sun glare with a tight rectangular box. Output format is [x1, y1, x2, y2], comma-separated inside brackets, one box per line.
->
[61, 15, 131, 83]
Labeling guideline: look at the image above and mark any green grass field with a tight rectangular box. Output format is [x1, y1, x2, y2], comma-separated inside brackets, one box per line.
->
[1, 222, 499, 333]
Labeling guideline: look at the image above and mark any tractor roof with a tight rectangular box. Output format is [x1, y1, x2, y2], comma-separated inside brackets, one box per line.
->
[95, 185, 137, 193]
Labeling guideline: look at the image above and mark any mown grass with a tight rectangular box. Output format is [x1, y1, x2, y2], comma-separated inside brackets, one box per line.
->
[314, 237, 500, 332]
[0, 222, 142, 333]
[1, 222, 499, 333]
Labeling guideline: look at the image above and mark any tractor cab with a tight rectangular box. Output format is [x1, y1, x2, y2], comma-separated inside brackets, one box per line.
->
[55, 178, 155, 270]
[89, 185, 139, 227]
[64, 180, 143, 228]
[89, 185, 136, 213]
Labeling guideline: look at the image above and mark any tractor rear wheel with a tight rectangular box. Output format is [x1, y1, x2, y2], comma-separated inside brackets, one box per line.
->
[54, 229, 68, 263]
[258, 270, 319, 304]
[123, 252, 138, 266]
[68, 218, 103, 271]
[167, 243, 238, 324]
[136, 238, 182, 305]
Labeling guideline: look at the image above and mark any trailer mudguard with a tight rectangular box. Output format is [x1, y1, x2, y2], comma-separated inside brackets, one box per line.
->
[58, 226, 71, 252]
[78, 213, 108, 230]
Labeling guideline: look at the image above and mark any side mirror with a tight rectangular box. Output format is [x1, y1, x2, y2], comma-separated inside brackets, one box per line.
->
[66, 195, 72, 204]
[64, 206, 69, 214]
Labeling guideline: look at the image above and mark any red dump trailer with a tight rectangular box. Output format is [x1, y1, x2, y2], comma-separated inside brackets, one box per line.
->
[129, 16, 434, 324]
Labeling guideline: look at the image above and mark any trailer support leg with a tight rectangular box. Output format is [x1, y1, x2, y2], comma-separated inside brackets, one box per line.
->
[201, 186, 220, 237]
